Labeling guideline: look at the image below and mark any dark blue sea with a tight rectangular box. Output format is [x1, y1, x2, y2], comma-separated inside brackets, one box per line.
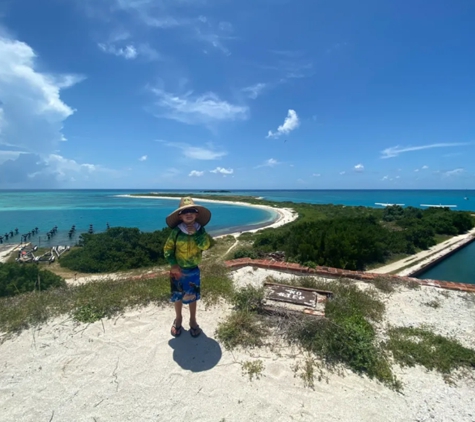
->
[0, 189, 473, 283]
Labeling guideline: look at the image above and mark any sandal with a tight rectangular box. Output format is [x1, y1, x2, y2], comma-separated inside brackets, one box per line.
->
[189, 325, 202, 338]
[171, 320, 183, 337]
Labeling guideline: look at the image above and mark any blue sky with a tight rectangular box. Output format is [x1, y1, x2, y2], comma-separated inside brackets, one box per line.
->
[0, 0, 474, 189]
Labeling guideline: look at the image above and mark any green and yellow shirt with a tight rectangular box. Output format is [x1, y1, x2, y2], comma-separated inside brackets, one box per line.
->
[163, 225, 211, 269]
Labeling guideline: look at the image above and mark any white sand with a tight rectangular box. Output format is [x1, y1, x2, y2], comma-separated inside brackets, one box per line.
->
[0, 244, 21, 263]
[120, 194, 298, 236]
[1, 267, 475, 421]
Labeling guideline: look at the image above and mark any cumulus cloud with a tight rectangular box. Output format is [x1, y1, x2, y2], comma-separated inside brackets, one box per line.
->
[0, 35, 95, 187]
[267, 109, 300, 138]
[381, 143, 468, 159]
[158, 141, 226, 160]
[189, 170, 204, 177]
[210, 167, 233, 175]
[354, 164, 364, 172]
[150, 88, 248, 125]
[139, 155, 147, 161]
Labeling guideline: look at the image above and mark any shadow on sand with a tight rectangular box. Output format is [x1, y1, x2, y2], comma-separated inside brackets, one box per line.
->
[168, 329, 222, 372]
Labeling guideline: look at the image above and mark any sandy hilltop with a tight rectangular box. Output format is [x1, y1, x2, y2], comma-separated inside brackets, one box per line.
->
[1, 268, 475, 422]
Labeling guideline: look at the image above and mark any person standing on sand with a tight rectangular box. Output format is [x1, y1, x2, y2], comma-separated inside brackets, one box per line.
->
[163, 197, 212, 338]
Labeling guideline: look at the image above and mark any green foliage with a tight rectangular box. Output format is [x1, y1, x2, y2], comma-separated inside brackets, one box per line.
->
[215, 311, 267, 349]
[386, 327, 475, 373]
[241, 359, 265, 381]
[0, 274, 171, 336]
[0, 262, 66, 298]
[232, 285, 265, 312]
[233, 247, 259, 260]
[60, 227, 172, 273]
[72, 304, 107, 323]
[250, 206, 473, 271]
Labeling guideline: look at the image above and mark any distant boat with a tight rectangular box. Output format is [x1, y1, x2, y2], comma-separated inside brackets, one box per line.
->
[420, 204, 457, 208]
[375, 203, 405, 207]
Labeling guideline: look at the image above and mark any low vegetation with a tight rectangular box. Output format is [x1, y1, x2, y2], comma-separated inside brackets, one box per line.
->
[59, 227, 172, 273]
[0, 261, 233, 338]
[0, 262, 66, 298]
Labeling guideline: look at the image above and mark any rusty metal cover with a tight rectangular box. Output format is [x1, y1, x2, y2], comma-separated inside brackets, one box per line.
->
[263, 282, 329, 316]
[265, 285, 317, 307]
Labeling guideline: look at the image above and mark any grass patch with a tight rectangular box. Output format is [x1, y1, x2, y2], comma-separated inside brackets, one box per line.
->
[386, 326, 475, 374]
[215, 311, 268, 349]
[0, 275, 171, 336]
[241, 359, 265, 381]
[200, 262, 234, 306]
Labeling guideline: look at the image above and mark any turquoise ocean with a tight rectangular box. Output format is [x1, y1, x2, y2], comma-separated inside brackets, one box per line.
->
[0, 189, 474, 283]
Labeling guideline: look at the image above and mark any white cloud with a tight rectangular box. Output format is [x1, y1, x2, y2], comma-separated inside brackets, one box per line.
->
[242, 83, 267, 99]
[0, 35, 90, 187]
[98, 43, 137, 59]
[443, 168, 464, 177]
[0, 36, 83, 153]
[256, 158, 280, 168]
[139, 155, 147, 161]
[158, 141, 226, 160]
[98, 42, 160, 61]
[189, 170, 204, 177]
[381, 175, 389, 181]
[422, 165, 429, 169]
[210, 167, 233, 175]
[339, 171, 346, 175]
[354, 163, 364, 172]
[381, 143, 468, 159]
[267, 109, 300, 138]
[313, 173, 321, 177]
[150, 88, 248, 125]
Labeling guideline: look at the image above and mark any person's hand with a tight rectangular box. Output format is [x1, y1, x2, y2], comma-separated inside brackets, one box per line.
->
[170, 265, 182, 280]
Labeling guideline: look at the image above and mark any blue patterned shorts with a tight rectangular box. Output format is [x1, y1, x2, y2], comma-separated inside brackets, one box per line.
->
[170, 267, 201, 304]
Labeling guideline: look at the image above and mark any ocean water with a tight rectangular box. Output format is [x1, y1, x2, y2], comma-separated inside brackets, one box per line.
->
[417, 241, 475, 284]
[0, 190, 276, 246]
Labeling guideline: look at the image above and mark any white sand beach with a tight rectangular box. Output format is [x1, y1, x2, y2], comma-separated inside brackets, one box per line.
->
[1, 268, 475, 422]
[121, 194, 298, 236]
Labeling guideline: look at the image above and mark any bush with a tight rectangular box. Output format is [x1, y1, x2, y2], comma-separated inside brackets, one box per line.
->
[233, 247, 259, 260]
[0, 262, 66, 298]
[60, 227, 172, 273]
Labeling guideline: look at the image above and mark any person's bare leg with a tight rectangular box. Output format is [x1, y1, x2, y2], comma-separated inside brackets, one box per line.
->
[189, 300, 198, 328]
[172, 301, 183, 335]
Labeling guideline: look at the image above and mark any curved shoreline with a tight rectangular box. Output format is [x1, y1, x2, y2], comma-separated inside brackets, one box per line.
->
[119, 195, 298, 236]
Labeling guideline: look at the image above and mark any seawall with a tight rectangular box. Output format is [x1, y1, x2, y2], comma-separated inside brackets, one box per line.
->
[223, 258, 475, 293]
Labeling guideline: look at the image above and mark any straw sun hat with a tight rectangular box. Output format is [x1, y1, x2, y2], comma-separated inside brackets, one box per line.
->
[165, 197, 212, 228]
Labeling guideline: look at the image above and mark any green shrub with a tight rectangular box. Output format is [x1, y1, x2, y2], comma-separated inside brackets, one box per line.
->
[232, 286, 265, 312]
[60, 227, 172, 273]
[386, 327, 475, 374]
[0, 262, 66, 298]
[215, 311, 268, 349]
[233, 247, 259, 260]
